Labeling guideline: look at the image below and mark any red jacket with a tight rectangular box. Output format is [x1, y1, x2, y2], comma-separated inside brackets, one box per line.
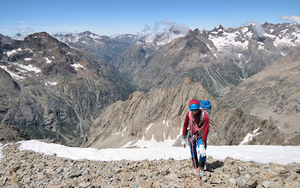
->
[182, 110, 209, 143]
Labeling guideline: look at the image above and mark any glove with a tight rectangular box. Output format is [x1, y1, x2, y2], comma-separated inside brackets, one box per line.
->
[198, 144, 206, 157]
[181, 138, 186, 148]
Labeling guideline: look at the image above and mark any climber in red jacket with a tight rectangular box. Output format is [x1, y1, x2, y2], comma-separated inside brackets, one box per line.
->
[181, 99, 209, 170]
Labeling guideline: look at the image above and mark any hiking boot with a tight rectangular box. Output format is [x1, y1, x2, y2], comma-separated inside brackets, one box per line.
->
[191, 157, 199, 168]
[199, 160, 205, 171]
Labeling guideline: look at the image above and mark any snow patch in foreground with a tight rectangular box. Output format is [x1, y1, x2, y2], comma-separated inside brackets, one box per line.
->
[122, 134, 176, 148]
[18, 140, 189, 161]
[6, 140, 299, 164]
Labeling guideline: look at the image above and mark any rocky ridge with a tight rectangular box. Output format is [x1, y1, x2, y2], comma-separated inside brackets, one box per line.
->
[1, 143, 300, 188]
[0, 34, 13, 45]
[81, 77, 218, 149]
[81, 78, 299, 149]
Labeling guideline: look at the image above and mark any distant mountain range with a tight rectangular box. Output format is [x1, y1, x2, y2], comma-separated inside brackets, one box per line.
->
[1, 22, 300, 146]
[53, 31, 137, 62]
[110, 22, 300, 96]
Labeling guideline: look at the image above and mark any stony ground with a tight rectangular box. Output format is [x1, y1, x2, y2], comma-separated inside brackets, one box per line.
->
[1, 143, 300, 188]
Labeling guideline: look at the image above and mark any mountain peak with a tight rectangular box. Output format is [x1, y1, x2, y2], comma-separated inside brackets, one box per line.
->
[183, 77, 193, 85]
[262, 22, 269, 27]
[24, 32, 62, 48]
[81, 31, 92, 35]
[213, 24, 224, 32]
[25, 32, 52, 39]
[194, 28, 201, 35]
[187, 29, 194, 35]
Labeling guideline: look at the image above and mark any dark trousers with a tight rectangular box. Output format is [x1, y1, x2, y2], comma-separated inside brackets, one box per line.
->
[188, 135, 207, 163]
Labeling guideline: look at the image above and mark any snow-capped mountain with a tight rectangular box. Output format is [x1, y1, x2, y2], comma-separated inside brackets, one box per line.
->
[261, 22, 300, 55]
[111, 33, 137, 43]
[110, 22, 300, 96]
[53, 31, 137, 62]
[137, 25, 188, 46]
[207, 22, 300, 55]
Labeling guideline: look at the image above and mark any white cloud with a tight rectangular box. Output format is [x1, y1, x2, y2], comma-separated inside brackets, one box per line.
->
[281, 15, 300, 24]
[26, 27, 34, 33]
[246, 21, 265, 38]
[11, 26, 35, 40]
[142, 25, 151, 32]
[254, 21, 265, 38]
[12, 32, 28, 40]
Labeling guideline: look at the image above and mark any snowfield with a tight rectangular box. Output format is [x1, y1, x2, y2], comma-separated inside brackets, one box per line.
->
[1, 140, 299, 165]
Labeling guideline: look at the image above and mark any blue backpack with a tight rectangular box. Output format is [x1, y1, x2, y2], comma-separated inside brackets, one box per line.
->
[198, 100, 211, 117]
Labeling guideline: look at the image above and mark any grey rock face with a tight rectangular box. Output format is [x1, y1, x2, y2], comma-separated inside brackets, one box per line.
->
[219, 51, 300, 136]
[0, 34, 13, 45]
[0, 125, 29, 143]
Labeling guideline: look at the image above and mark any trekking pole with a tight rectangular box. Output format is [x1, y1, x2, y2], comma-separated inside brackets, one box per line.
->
[191, 138, 201, 186]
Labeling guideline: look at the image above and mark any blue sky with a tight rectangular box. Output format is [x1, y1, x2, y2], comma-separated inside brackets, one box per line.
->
[1, 0, 300, 37]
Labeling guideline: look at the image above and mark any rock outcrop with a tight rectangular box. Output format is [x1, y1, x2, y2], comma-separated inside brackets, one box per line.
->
[0, 34, 13, 45]
[0, 125, 29, 143]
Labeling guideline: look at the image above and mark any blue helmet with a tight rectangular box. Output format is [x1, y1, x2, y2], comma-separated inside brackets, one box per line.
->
[189, 99, 200, 111]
